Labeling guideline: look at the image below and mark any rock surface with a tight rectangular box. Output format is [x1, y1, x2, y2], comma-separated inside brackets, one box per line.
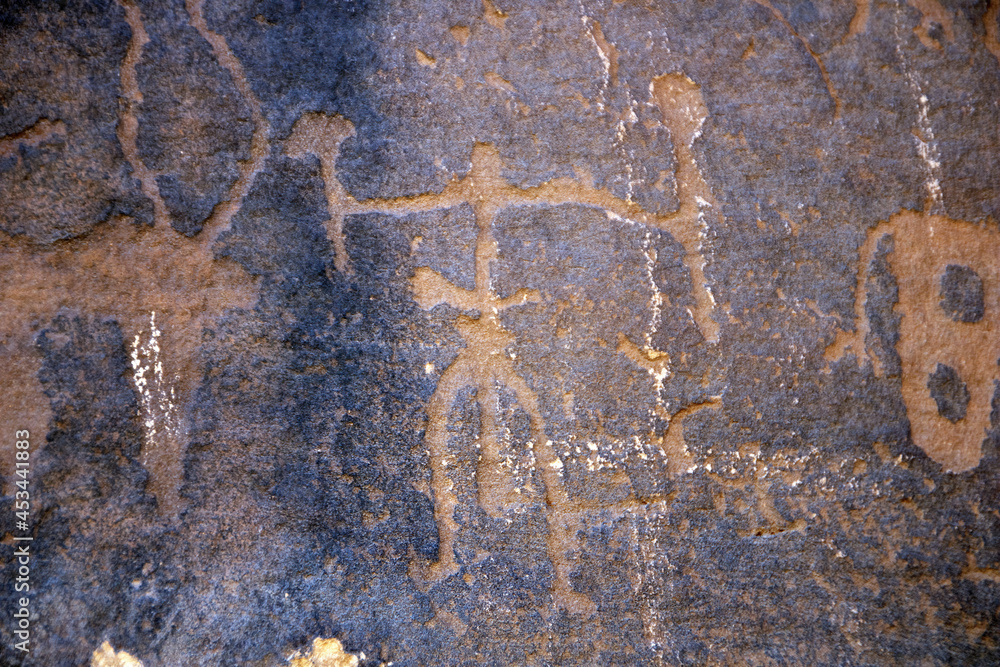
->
[1, 0, 1000, 665]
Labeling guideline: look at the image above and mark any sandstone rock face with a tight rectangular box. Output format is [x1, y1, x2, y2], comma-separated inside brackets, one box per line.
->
[1, 1, 999, 665]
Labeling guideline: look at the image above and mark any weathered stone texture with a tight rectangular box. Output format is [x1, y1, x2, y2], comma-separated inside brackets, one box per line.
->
[1, 1, 1000, 665]
[134, 0, 254, 236]
[0, 1, 151, 241]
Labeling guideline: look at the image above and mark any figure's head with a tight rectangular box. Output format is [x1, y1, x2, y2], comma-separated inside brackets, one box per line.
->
[286, 112, 356, 164]
[651, 73, 709, 149]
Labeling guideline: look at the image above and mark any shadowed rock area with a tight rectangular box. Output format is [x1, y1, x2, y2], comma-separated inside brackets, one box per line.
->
[1, 0, 999, 665]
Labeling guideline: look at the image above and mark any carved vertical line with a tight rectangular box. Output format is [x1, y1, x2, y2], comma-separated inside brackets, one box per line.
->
[117, 0, 169, 228]
[986, 1, 1000, 63]
[421, 360, 467, 582]
[824, 222, 886, 374]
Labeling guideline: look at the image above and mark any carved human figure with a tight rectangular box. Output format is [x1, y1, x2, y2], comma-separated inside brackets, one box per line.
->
[285, 71, 723, 613]
[0, 0, 267, 519]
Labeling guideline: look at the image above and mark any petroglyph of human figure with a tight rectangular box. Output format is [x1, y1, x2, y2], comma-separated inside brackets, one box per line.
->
[616, 73, 725, 475]
[827, 211, 1000, 472]
[0, 0, 267, 519]
[286, 72, 722, 613]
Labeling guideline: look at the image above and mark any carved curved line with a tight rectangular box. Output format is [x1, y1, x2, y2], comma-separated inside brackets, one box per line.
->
[751, 0, 843, 119]
[0, 118, 66, 161]
[185, 0, 271, 241]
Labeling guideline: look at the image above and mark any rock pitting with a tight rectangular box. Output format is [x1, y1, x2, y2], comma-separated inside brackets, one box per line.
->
[1, 0, 1000, 665]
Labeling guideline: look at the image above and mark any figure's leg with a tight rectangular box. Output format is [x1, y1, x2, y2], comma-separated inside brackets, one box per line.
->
[474, 375, 521, 518]
[420, 357, 472, 582]
[502, 369, 596, 616]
